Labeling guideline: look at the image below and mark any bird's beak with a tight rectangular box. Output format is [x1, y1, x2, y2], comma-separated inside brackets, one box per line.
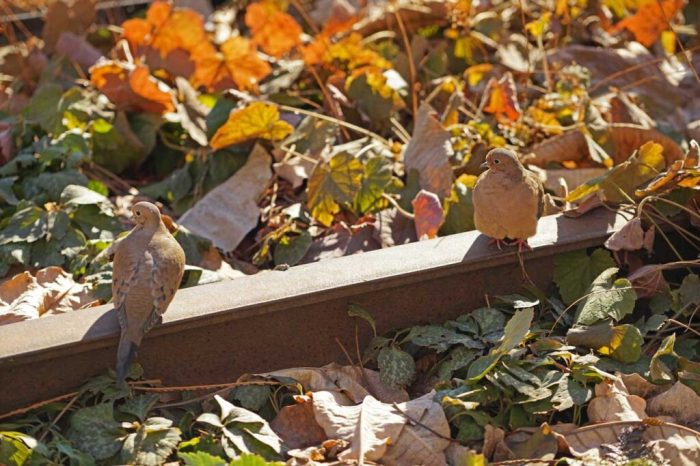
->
[480, 161, 489, 171]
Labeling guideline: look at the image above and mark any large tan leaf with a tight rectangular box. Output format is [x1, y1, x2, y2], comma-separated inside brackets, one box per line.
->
[647, 382, 700, 424]
[611, 123, 684, 165]
[178, 144, 272, 252]
[0, 267, 97, 326]
[403, 104, 453, 199]
[311, 390, 449, 465]
[587, 378, 647, 423]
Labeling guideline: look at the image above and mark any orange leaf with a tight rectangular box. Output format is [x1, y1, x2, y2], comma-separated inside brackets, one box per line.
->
[122, 18, 150, 49]
[412, 190, 444, 240]
[245, 2, 302, 58]
[210, 102, 293, 150]
[220, 36, 272, 92]
[484, 72, 521, 122]
[91, 62, 174, 114]
[612, 0, 686, 47]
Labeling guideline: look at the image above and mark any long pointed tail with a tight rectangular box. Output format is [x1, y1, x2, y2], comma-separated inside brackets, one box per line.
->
[116, 333, 138, 385]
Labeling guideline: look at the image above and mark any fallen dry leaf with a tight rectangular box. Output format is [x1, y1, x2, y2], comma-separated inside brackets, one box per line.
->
[483, 72, 521, 122]
[245, 2, 302, 58]
[178, 144, 272, 251]
[90, 62, 175, 114]
[0, 267, 97, 325]
[271, 396, 328, 449]
[647, 382, 700, 424]
[412, 190, 444, 240]
[612, 0, 686, 47]
[587, 378, 647, 423]
[403, 104, 453, 198]
[311, 390, 450, 465]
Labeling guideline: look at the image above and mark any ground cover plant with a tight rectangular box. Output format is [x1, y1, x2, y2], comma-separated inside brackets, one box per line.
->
[0, 0, 700, 464]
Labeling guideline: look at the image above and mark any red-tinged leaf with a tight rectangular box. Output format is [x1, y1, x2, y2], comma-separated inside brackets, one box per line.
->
[612, 0, 686, 47]
[91, 62, 175, 114]
[412, 190, 444, 240]
[483, 72, 521, 122]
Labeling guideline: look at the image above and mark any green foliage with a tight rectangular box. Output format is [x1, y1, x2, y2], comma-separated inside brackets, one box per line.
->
[554, 248, 616, 305]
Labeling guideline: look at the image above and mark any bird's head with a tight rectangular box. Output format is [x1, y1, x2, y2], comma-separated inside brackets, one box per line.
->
[132, 202, 162, 228]
[480, 148, 524, 174]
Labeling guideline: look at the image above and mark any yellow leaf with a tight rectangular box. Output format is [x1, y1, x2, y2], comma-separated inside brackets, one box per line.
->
[210, 102, 293, 149]
[525, 12, 552, 38]
[661, 30, 676, 55]
[464, 64, 492, 87]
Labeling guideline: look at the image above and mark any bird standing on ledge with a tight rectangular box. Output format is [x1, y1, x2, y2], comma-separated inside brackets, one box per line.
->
[112, 201, 185, 384]
[473, 148, 544, 252]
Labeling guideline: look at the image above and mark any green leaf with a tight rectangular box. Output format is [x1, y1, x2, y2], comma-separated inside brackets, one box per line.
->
[575, 268, 637, 325]
[491, 369, 552, 401]
[467, 352, 501, 381]
[679, 274, 700, 307]
[440, 175, 476, 235]
[307, 152, 363, 226]
[91, 113, 149, 174]
[407, 325, 483, 352]
[0, 204, 48, 244]
[230, 385, 271, 412]
[229, 453, 285, 466]
[121, 417, 181, 466]
[650, 334, 677, 382]
[120, 394, 160, 422]
[554, 248, 615, 305]
[60, 184, 111, 208]
[354, 155, 392, 213]
[23, 84, 63, 133]
[0, 177, 18, 205]
[0, 431, 36, 466]
[347, 303, 377, 336]
[179, 451, 228, 466]
[69, 403, 124, 460]
[470, 307, 506, 336]
[436, 346, 478, 380]
[606, 324, 643, 363]
[273, 231, 312, 267]
[498, 307, 534, 353]
[54, 439, 96, 466]
[206, 98, 236, 139]
[551, 376, 591, 411]
[346, 72, 397, 124]
[378, 346, 416, 389]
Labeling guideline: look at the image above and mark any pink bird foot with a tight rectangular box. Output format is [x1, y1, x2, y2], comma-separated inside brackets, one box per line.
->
[515, 239, 532, 253]
[488, 238, 508, 250]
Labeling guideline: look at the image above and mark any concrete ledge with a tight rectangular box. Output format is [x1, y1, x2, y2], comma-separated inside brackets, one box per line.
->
[0, 210, 627, 412]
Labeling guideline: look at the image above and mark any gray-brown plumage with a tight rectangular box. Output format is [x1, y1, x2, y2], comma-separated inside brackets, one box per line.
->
[113, 202, 185, 384]
[472, 148, 544, 251]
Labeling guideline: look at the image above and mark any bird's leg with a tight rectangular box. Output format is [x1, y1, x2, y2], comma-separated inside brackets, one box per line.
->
[488, 238, 507, 250]
[515, 239, 532, 253]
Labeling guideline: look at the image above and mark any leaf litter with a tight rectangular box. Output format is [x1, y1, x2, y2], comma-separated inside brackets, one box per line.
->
[1, 0, 700, 464]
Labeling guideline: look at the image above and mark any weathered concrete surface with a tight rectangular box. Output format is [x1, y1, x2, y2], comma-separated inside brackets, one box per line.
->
[0, 209, 627, 413]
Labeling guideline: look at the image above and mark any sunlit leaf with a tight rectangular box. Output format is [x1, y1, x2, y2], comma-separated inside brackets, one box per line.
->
[90, 63, 175, 114]
[218, 36, 272, 92]
[554, 248, 616, 305]
[210, 103, 293, 149]
[483, 72, 521, 122]
[612, 0, 685, 47]
[245, 1, 302, 58]
[412, 190, 444, 239]
[306, 153, 363, 226]
[574, 268, 637, 325]
[378, 346, 416, 389]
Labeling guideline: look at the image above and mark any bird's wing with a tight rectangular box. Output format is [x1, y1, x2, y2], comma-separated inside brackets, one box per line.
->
[143, 238, 184, 334]
[112, 239, 146, 332]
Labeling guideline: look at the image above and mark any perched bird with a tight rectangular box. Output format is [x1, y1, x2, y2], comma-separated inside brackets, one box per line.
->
[472, 148, 544, 251]
[112, 202, 185, 384]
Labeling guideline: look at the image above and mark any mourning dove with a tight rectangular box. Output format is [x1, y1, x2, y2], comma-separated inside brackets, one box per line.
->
[112, 202, 185, 384]
[472, 148, 544, 251]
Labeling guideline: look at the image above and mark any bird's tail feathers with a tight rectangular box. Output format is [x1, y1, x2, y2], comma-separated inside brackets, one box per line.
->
[116, 334, 139, 385]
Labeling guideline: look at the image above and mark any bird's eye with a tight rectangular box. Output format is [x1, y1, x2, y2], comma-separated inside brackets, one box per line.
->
[494, 159, 501, 164]
[135, 211, 141, 216]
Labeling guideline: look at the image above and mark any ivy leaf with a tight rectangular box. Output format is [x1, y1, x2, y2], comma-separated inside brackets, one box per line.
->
[307, 152, 363, 226]
[574, 268, 637, 325]
[210, 103, 293, 150]
[679, 274, 700, 307]
[554, 248, 615, 305]
[354, 155, 392, 213]
[378, 346, 416, 389]
[120, 394, 160, 422]
[121, 417, 181, 466]
[179, 451, 228, 466]
[230, 453, 286, 466]
[466, 352, 501, 382]
[23, 84, 63, 133]
[196, 395, 283, 461]
[568, 322, 642, 363]
[0, 204, 49, 244]
[0, 177, 18, 205]
[69, 403, 124, 460]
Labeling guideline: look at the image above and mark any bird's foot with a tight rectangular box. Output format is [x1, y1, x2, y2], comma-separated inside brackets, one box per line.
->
[515, 239, 532, 253]
[488, 238, 508, 250]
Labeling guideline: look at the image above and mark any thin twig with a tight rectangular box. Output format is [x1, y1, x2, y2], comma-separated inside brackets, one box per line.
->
[391, 402, 460, 443]
[668, 319, 700, 338]
[37, 392, 79, 443]
[393, 7, 418, 121]
[381, 193, 415, 219]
